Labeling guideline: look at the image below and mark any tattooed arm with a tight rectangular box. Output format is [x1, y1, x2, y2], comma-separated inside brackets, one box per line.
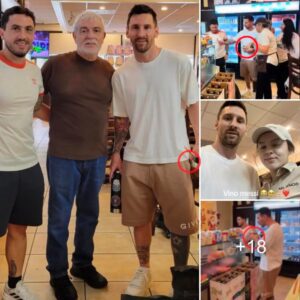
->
[109, 117, 130, 181]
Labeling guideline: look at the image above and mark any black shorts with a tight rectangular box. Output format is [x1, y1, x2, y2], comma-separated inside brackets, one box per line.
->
[0, 163, 44, 236]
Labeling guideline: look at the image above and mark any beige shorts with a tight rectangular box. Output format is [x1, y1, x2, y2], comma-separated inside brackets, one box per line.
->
[121, 160, 198, 236]
[260, 266, 281, 299]
[240, 60, 257, 82]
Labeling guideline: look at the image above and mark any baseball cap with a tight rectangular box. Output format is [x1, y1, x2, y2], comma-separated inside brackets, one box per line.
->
[252, 124, 295, 151]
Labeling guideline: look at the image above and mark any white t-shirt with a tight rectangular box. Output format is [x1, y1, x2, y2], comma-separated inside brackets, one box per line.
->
[0, 53, 44, 171]
[201, 145, 259, 199]
[289, 32, 300, 59]
[112, 49, 199, 164]
[260, 223, 283, 271]
[206, 31, 227, 59]
[257, 28, 278, 66]
[235, 27, 258, 61]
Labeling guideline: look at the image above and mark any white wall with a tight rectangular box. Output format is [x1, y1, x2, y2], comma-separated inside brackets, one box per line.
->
[49, 33, 121, 55]
[49, 32, 195, 56]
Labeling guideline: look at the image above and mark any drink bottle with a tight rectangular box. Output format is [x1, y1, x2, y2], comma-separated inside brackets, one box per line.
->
[110, 170, 121, 213]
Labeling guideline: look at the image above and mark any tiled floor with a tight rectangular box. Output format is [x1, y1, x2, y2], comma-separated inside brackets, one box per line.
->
[0, 119, 199, 299]
[236, 79, 278, 99]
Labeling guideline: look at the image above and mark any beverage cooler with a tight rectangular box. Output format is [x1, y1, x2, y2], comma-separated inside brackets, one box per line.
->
[254, 201, 300, 278]
[217, 16, 239, 64]
[271, 14, 297, 37]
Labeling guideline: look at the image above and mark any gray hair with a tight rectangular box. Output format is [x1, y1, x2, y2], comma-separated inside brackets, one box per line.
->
[73, 11, 105, 33]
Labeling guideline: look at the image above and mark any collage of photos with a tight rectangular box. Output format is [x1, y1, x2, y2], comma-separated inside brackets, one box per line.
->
[0, 0, 300, 300]
[200, 100, 300, 299]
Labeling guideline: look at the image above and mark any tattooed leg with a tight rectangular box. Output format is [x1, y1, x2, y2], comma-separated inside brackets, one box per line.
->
[134, 223, 152, 267]
[171, 233, 190, 266]
[6, 224, 27, 277]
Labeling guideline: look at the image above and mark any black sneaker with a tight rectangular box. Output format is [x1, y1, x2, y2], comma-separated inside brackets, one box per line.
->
[50, 275, 78, 300]
[70, 265, 108, 289]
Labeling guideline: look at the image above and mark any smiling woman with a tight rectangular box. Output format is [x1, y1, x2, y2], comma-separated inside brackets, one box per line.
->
[252, 124, 300, 199]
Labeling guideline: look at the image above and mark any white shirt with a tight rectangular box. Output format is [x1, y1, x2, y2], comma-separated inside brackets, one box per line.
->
[257, 28, 278, 66]
[0, 54, 43, 171]
[112, 49, 199, 164]
[260, 223, 283, 271]
[289, 32, 300, 59]
[201, 145, 259, 199]
[206, 31, 227, 59]
[235, 27, 258, 61]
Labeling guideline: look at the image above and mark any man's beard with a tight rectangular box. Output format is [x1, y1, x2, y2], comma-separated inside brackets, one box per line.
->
[221, 130, 241, 149]
[6, 41, 30, 58]
[133, 39, 150, 53]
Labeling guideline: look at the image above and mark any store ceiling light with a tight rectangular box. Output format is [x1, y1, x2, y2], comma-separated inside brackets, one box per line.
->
[161, 6, 168, 11]
[178, 29, 183, 32]
[99, 6, 106, 10]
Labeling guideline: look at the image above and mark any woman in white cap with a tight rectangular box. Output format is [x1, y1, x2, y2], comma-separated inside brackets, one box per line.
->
[252, 124, 300, 199]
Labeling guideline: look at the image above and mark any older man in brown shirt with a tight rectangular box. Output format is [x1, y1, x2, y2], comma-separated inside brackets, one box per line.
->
[36, 11, 114, 300]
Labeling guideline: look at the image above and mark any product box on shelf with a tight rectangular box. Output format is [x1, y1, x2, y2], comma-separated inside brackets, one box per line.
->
[210, 269, 245, 300]
[201, 87, 225, 100]
[235, 263, 259, 300]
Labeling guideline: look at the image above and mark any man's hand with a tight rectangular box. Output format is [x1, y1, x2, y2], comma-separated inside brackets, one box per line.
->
[109, 152, 122, 182]
[34, 103, 50, 122]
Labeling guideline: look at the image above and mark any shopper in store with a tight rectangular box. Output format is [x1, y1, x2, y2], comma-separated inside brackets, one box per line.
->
[236, 216, 249, 232]
[247, 17, 278, 99]
[229, 15, 257, 98]
[280, 18, 299, 59]
[205, 19, 228, 72]
[276, 25, 289, 99]
[0, 6, 44, 300]
[255, 207, 283, 300]
[37, 11, 114, 300]
[201, 101, 259, 199]
[110, 4, 199, 297]
[279, 18, 300, 99]
[252, 124, 300, 199]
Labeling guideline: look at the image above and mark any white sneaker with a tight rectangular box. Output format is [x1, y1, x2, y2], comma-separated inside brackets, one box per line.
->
[3, 281, 37, 300]
[125, 267, 151, 296]
[242, 90, 254, 99]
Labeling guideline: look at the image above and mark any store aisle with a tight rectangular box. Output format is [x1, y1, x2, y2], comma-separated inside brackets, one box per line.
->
[0, 120, 199, 300]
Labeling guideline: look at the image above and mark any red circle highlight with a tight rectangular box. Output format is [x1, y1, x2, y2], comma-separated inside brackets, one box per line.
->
[242, 226, 266, 250]
[235, 36, 258, 59]
[177, 149, 201, 174]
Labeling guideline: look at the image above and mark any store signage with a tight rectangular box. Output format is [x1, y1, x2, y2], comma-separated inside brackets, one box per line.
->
[254, 201, 300, 210]
[215, 1, 300, 14]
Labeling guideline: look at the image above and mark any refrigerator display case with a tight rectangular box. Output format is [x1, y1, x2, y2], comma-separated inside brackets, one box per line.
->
[254, 201, 300, 278]
[217, 16, 239, 64]
[271, 14, 297, 37]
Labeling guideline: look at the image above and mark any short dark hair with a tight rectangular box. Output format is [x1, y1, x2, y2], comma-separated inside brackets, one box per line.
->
[127, 5, 157, 27]
[255, 17, 267, 27]
[217, 101, 248, 121]
[1, 6, 35, 29]
[258, 207, 271, 217]
[209, 19, 218, 26]
[244, 15, 254, 22]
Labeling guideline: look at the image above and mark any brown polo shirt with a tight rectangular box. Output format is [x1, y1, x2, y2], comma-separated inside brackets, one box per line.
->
[259, 162, 300, 199]
[42, 51, 114, 160]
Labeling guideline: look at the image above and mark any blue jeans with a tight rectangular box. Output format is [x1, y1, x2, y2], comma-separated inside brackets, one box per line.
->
[46, 155, 106, 278]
